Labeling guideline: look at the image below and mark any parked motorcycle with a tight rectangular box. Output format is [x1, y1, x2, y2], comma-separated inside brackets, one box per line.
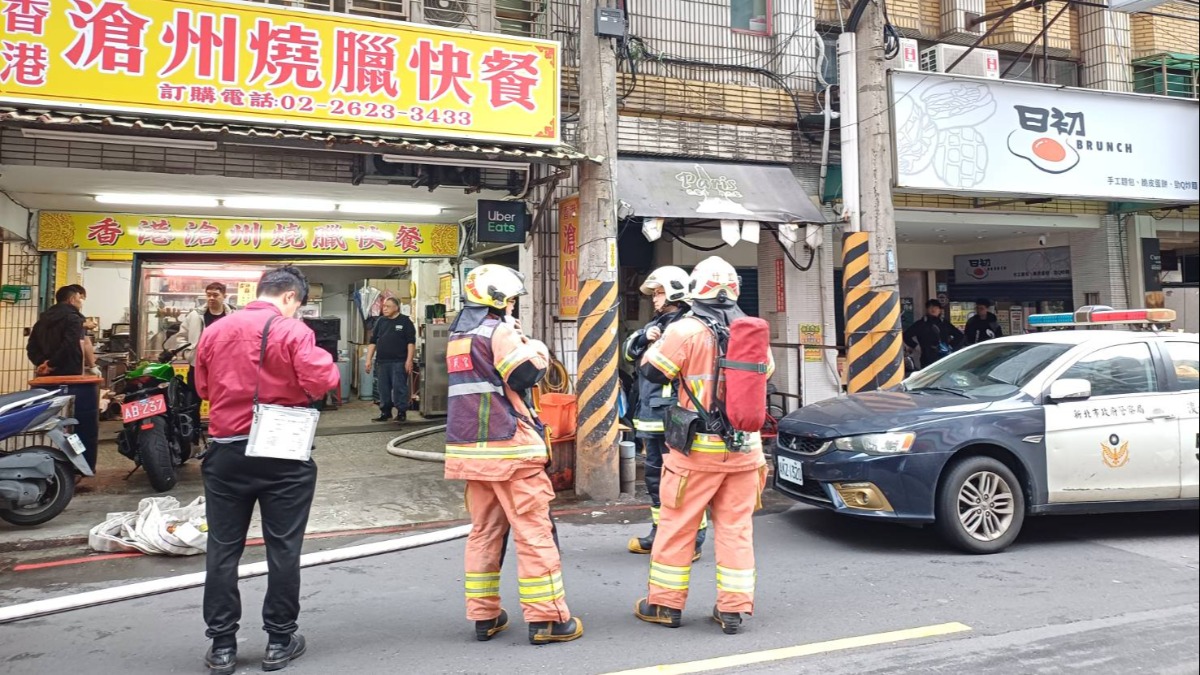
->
[0, 389, 94, 526]
[114, 344, 201, 492]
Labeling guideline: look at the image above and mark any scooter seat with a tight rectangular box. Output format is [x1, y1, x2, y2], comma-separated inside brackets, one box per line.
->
[0, 389, 56, 416]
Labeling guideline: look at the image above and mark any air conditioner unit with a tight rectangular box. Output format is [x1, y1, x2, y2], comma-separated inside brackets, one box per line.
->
[920, 44, 999, 79]
[887, 37, 921, 72]
[423, 0, 475, 28]
[940, 0, 987, 41]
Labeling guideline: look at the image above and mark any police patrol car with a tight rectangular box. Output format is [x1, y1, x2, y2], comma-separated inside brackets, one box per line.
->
[773, 307, 1199, 554]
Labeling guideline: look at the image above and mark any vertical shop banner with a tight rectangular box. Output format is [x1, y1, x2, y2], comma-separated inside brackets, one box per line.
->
[438, 274, 453, 307]
[0, 0, 560, 145]
[774, 258, 786, 312]
[1009, 306, 1025, 335]
[799, 323, 823, 363]
[558, 195, 579, 318]
[37, 212, 460, 256]
[1141, 238, 1163, 293]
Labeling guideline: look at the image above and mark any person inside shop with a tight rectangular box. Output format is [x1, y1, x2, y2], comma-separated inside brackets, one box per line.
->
[193, 265, 339, 675]
[963, 298, 1003, 345]
[172, 282, 234, 369]
[903, 298, 964, 369]
[27, 284, 96, 377]
[366, 296, 416, 423]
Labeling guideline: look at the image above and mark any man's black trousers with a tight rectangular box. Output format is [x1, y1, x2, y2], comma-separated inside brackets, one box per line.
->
[202, 441, 317, 646]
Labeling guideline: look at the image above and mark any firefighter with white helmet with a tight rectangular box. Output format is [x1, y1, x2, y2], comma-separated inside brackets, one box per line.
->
[635, 255, 772, 635]
[623, 266, 707, 558]
[445, 264, 583, 645]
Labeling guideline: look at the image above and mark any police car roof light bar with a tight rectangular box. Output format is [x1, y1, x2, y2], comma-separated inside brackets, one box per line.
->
[1026, 305, 1176, 327]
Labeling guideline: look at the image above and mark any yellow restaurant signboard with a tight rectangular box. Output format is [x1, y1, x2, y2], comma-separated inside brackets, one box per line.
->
[37, 211, 460, 257]
[0, 0, 560, 145]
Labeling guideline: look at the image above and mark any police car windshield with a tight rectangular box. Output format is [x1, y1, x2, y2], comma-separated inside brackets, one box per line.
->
[905, 342, 1072, 397]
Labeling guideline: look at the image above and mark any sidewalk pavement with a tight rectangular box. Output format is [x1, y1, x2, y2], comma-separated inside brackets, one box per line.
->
[0, 403, 467, 553]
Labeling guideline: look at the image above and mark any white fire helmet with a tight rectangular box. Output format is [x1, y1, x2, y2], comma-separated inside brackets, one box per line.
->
[688, 256, 740, 302]
[639, 266, 690, 304]
[463, 264, 526, 310]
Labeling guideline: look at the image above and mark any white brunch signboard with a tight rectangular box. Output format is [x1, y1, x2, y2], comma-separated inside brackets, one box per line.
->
[890, 71, 1200, 203]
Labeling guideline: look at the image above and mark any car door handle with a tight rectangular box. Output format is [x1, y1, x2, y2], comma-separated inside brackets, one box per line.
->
[1145, 411, 1176, 421]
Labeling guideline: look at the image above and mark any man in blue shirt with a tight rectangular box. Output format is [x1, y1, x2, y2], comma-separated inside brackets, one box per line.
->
[366, 297, 416, 422]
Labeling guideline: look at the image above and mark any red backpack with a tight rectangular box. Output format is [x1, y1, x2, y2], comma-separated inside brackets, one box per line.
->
[719, 317, 770, 433]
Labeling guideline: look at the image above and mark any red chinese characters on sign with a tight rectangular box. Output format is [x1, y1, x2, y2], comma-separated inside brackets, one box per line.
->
[355, 225, 387, 252]
[183, 220, 219, 247]
[0, 41, 48, 86]
[408, 39, 473, 105]
[228, 222, 262, 248]
[332, 29, 399, 98]
[159, 10, 239, 83]
[480, 48, 539, 112]
[311, 224, 348, 251]
[774, 257, 786, 313]
[394, 226, 424, 253]
[64, 0, 152, 75]
[2, 0, 50, 36]
[86, 217, 124, 246]
[271, 223, 307, 250]
[136, 218, 173, 246]
[247, 19, 323, 90]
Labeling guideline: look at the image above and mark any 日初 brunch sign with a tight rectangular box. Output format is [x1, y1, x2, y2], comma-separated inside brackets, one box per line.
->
[0, 0, 560, 144]
[36, 211, 461, 257]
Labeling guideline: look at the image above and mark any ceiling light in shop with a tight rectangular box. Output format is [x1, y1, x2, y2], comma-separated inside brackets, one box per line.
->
[95, 193, 219, 207]
[223, 196, 336, 211]
[338, 201, 442, 216]
[161, 268, 267, 280]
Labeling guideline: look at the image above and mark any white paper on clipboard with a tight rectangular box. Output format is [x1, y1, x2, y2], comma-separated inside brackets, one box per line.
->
[245, 404, 319, 461]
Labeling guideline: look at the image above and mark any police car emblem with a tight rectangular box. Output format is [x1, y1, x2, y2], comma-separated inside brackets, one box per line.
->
[1101, 433, 1129, 469]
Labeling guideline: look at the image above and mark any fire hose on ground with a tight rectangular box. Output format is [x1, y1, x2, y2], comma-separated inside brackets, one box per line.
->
[386, 424, 449, 463]
[0, 524, 470, 625]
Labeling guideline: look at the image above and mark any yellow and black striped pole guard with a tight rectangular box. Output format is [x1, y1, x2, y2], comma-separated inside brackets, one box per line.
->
[842, 232, 904, 393]
[574, 279, 620, 498]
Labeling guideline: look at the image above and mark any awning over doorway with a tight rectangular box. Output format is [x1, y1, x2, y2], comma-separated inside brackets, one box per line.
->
[617, 158, 825, 224]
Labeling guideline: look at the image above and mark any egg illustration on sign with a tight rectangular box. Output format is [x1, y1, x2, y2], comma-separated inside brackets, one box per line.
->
[1007, 130, 1080, 174]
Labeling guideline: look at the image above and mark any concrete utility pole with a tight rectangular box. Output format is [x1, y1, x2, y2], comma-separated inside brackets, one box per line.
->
[839, 0, 904, 393]
[573, 0, 621, 500]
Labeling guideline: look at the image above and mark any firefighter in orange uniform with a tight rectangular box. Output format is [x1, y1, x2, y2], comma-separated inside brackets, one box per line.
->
[635, 256, 772, 635]
[445, 264, 583, 646]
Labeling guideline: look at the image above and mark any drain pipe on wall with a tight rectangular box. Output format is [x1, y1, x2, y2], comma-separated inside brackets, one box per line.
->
[0, 524, 470, 625]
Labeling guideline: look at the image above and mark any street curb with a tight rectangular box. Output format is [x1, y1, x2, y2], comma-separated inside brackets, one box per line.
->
[0, 498, 652, 556]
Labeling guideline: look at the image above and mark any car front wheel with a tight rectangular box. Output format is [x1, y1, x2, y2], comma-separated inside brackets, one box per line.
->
[935, 455, 1025, 554]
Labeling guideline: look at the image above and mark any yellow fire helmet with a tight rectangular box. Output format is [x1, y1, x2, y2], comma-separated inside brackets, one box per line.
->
[463, 264, 527, 310]
[639, 266, 691, 303]
[689, 256, 740, 302]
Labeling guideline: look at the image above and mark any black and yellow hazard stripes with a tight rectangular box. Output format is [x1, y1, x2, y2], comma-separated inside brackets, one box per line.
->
[465, 571, 501, 600]
[518, 571, 566, 605]
[842, 232, 903, 393]
[648, 561, 691, 593]
[575, 279, 621, 497]
[715, 565, 755, 596]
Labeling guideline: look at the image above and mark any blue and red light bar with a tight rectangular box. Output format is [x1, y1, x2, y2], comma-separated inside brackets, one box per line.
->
[1027, 305, 1176, 328]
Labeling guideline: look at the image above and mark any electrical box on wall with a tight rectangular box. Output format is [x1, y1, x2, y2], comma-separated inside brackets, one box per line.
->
[595, 6, 626, 38]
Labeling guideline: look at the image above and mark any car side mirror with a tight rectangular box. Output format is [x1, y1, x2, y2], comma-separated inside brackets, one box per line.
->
[1048, 378, 1092, 403]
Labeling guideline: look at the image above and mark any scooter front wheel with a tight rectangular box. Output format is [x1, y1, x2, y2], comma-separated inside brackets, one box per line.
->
[0, 450, 76, 526]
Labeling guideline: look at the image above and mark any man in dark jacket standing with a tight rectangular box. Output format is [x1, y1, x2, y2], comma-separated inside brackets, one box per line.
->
[964, 298, 1004, 345]
[365, 297, 416, 422]
[903, 299, 964, 369]
[27, 285, 94, 376]
[194, 266, 340, 675]
[623, 266, 706, 559]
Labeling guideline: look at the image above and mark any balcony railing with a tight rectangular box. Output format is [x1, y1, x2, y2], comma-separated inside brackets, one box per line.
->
[1133, 53, 1199, 99]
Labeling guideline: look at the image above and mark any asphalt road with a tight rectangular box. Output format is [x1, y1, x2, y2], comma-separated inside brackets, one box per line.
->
[1, 502, 1196, 675]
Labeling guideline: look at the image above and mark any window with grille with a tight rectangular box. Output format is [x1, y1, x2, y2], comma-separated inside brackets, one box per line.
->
[1133, 55, 1199, 99]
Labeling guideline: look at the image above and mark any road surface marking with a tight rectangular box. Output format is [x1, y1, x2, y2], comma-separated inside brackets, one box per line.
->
[602, 622, 972, 675]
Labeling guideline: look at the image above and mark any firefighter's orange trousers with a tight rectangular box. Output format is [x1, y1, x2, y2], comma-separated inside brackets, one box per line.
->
[647, 465, 766, 614]
[463, 471, 571, 624]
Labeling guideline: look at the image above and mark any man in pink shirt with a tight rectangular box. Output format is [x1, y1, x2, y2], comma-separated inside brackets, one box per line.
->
[194, 266, 339, 675]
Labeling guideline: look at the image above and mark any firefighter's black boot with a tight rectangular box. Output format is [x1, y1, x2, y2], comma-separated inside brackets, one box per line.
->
[528, 617, 584, 645]
[627, 526, 656, 554]
[711, 605, 743, 635]
[475, 609, 509, 642]
[635, 598, 682, 628]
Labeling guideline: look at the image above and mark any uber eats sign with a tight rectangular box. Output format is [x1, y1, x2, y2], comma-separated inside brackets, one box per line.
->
[476, 200, 529, 244]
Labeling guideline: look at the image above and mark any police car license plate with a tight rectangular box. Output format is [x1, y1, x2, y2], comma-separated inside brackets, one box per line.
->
[777, 455, 804, 486]
[66, 434, 86, 455]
